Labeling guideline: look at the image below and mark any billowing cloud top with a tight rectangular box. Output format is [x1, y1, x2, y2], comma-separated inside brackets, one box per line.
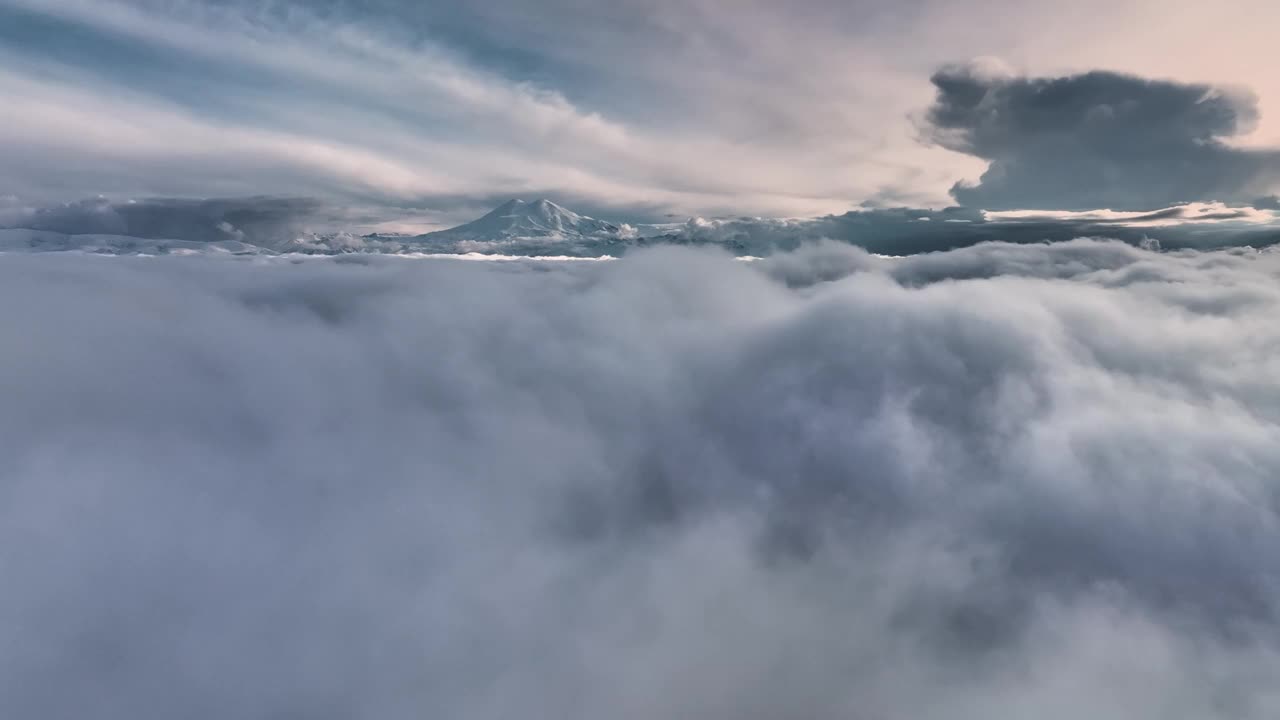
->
[4, 241, 1280, 717]
[926, 64, 1280, 210]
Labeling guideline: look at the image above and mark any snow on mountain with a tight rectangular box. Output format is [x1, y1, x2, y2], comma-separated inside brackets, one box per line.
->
[416, 199, 621, 242]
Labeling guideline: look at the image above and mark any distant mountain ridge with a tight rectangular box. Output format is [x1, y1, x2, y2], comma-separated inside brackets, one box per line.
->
[0, 228, 266, 255]
[4, 198, 1278, 258]
[418, 199, 621, 241]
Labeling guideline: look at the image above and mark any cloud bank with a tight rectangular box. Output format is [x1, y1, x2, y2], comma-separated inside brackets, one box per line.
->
[2, 242, 1280, 717]
[927, 64, 1280, 209]
[657, 202, 1280, 257]
[0, 196, 331, 247]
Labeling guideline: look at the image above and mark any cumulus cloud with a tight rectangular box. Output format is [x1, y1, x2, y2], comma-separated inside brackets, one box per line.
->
[926, 64, 1280, 209]
[2, 242, 1280, 717]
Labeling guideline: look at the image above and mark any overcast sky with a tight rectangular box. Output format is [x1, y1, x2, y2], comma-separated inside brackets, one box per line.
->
[3, 0, 1280, 230]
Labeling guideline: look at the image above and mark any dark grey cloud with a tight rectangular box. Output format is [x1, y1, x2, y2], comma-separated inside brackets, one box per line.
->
[0, 196, 328, 249]
[925, 64, 1280, 210]
[2, 243, 1280, 717]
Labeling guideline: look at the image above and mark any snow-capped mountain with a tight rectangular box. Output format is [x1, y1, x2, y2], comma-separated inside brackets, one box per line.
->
[417, 199, 621, 241]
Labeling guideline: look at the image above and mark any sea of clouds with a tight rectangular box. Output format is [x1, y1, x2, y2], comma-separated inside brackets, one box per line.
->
[2, 239, 1279, 718]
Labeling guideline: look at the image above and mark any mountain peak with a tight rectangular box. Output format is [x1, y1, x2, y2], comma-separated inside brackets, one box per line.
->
[488, 198, 565, 216]
[493, 198, 526, 210]
[425, 199, 618, 241]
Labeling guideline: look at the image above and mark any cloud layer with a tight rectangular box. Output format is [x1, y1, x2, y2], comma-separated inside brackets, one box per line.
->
[2, 243, 1280, 717]
[927, 64, 1280, 209]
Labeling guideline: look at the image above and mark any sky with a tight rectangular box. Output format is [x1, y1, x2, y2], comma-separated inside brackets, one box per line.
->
[3, 0, 1280, 233]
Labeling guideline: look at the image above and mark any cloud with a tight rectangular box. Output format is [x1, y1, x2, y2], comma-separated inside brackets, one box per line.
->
[925, 64, 1280, 210]
[0, 0, 965, 219]
[2, 243, 1280, 717]
[0, 196, 332, 247]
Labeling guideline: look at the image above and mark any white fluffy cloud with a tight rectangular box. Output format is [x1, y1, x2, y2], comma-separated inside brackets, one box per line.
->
[2, 241, 1279, 717]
